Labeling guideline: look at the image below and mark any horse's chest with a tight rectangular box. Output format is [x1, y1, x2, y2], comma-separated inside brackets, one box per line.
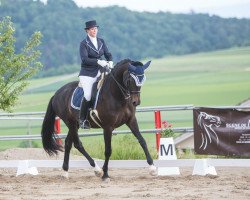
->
[114, 109, 133, 124]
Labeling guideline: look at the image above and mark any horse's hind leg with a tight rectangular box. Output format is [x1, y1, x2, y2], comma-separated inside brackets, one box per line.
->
[102, 128, 113, 181]
[62, 134, 72, 178]
[72, 131, 103, 177]
[62, 129, 73, 178]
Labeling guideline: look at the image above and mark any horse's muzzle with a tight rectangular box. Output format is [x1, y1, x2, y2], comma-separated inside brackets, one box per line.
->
[132, 97, 141, 106]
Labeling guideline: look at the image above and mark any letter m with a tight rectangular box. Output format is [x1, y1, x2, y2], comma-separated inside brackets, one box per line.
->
[160, 144, 173, 156]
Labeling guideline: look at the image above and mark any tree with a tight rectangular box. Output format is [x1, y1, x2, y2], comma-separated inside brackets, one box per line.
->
[0, 16, 42, 112]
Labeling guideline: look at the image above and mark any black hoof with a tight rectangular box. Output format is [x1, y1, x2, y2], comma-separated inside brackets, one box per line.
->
[62, 164, 68, 172]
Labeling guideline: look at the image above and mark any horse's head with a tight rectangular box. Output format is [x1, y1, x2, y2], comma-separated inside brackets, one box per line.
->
[198, 112, 221, 127]
[123, 60, 151, 106]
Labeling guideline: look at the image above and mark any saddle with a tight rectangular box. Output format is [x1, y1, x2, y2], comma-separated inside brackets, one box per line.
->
[71, 73, 106, 127]
[71, 73, 105, 110]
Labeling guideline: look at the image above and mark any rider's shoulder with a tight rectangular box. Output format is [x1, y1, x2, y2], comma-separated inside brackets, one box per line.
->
[97, 37, 105, 43]
[80, 39, 89, 48]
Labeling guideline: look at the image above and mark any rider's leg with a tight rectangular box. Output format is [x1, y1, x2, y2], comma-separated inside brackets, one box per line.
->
[78, 73, 100, 129]
[79, 98, 91, 129]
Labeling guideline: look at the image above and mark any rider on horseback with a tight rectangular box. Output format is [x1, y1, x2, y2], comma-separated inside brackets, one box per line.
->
[79, 20, 113, 129]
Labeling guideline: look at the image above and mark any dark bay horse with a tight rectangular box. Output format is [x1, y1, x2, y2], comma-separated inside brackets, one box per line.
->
[41, 59, 157, 181]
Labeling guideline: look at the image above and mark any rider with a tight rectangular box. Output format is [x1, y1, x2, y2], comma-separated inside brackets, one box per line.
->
[79, 20, 113, 129]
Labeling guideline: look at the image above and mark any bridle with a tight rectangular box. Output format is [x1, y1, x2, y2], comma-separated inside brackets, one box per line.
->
[109, 68, 142, 100]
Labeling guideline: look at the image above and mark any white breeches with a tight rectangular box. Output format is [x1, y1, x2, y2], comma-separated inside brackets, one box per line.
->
[79, 71, 101, 101]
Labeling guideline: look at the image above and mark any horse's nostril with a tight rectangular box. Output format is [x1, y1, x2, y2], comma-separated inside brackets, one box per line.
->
[133, 101, 140, 106]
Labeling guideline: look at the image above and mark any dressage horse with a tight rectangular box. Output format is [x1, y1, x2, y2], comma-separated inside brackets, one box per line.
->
[41, 59, 157, 181]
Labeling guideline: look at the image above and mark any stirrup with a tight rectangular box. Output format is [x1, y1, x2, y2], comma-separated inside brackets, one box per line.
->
[80, 120, 91, 129]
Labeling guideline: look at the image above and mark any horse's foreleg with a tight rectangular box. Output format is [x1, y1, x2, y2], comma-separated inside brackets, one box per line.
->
[127, 118, 153, 165]
[102, 128, 113, 181]
[127, 118, 157, 176]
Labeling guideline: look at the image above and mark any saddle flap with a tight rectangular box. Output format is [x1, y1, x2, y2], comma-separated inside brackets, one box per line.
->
[71, 87, 84, 110]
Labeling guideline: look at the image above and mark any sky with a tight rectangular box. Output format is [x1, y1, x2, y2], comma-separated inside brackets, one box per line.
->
[71, 0, 250, 19]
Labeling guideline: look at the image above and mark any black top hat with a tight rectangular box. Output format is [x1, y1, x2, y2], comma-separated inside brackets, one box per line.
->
[85, 20, 99, 30]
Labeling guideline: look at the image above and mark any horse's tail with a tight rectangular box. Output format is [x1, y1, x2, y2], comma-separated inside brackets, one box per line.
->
[41, 96, 63, 156]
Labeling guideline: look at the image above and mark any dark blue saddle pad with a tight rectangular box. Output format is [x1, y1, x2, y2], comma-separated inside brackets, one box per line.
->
[71, 86, 84, 110]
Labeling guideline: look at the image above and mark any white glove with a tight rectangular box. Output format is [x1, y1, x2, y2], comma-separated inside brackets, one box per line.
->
[97, 60, 108, 67]
[107, 61, 114, 69]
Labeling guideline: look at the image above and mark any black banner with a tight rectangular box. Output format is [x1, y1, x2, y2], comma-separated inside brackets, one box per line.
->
[193, 107, 250, 156]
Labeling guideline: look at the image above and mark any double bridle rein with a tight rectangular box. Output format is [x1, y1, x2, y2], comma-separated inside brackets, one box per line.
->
[109, 69, 141, 100]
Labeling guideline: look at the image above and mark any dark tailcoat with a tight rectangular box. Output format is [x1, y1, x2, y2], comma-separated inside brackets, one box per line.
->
[79, 36, 112, 77]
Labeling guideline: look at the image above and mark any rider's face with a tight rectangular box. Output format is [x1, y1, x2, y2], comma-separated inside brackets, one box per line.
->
[86, 27, 98, 37]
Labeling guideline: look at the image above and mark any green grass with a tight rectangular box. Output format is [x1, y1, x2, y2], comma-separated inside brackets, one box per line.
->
[71, 134, 158, 160]
[1, 47, 250, 157]
[142, 47, 250, 106]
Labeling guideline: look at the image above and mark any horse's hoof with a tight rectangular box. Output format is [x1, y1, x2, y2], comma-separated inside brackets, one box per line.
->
[102, 177, 110, 182]
[149, 165, 157, 176]
[93, 161, 103, 177]
[62, 171, 69, 179]
[94, 169, 104, 178]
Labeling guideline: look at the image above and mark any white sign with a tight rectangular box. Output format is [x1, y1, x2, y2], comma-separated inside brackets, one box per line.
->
[16, 160, 38, 176]
[158, 137, 180, 176]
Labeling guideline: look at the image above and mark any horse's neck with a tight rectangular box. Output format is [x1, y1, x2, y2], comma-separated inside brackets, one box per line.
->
[102, 66, 127, 101]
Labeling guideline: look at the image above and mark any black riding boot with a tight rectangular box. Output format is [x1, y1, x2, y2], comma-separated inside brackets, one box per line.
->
[79, 98, 91, 129]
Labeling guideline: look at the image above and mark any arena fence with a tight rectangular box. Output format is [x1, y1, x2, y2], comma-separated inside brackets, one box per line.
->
[1, 105, 250, 148]
[0, 105, 195, 149]
[1, 105, 250, 176]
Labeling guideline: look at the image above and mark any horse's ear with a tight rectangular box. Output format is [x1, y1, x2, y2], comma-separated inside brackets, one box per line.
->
[143, 61, 151, 70]
[128, 63, 136, 72]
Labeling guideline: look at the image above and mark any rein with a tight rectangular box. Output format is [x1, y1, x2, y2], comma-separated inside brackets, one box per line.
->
[104, 65, 141, 100]
[109, 71, 131, 99]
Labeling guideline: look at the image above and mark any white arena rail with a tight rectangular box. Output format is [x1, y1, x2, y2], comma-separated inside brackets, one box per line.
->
[1, 159, 249, 169]
[0, 159, 250, 177]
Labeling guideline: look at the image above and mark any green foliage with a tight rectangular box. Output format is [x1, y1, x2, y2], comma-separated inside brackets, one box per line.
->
[0, 16, 42, 112]
[160, 120, 175, 138]
[0, 0, 250, 76]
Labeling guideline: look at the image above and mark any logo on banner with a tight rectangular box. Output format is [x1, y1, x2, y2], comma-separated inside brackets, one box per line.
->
[197, 112, 221, 150]
[194, 107, 250, 156]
